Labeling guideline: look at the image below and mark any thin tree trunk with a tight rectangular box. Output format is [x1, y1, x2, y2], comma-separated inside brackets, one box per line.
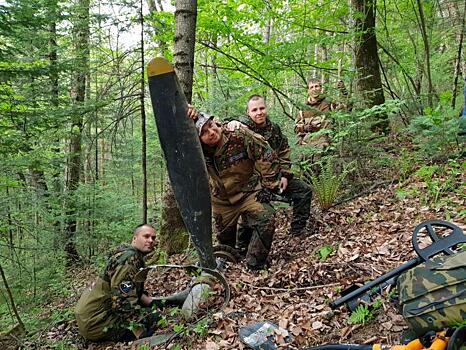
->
[452, 0, 466, 109]
[415, 0, 433, 108]
[0, 263, 24, 331]
[140, 0, 148, 223]
[65, 0, 90, 265]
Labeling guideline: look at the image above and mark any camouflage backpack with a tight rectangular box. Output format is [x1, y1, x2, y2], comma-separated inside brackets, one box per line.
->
[397, 250, 466, 336]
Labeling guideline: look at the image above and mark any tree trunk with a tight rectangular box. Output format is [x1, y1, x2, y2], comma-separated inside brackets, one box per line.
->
[140, 0, 148, 223]
[158, 0, 198, 253]
[173, 0, 197, 103]
[353, 0, 388, 133]
[415, 0, 434, 108]
[451, 0, 466, 109]
[0, 263, 24, 331]
[160, 185, 190, 254]
[65, 0, 90, 265]
[48, 0, 63, 199]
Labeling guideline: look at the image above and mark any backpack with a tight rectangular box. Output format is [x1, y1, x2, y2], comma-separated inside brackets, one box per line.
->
[397, 250, 466, 336]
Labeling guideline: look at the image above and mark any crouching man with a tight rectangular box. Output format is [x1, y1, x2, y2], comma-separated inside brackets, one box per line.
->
[191, 110, 281, 270]
[75, 224, 159, 342]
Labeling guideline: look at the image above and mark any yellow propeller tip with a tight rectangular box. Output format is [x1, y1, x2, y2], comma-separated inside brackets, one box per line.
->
[147, 57, 174, 77]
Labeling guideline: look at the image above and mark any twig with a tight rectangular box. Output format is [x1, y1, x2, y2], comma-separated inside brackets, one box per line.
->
[240, 281, 339, 292]
[363, 336, 379, 344]
[334, 179, 394, 207]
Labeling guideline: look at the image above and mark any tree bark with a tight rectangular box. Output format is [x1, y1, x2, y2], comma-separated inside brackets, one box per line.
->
[158, 0, 198, 253]
[140, 0, 148, 223]
[353, 0, 388, 133]
[0, 263, 24, 331]
[415, 0, 434, 108]
[173, 0, 197, 103]
[65, 0, 90, 265]
[451, 0, 466, 109]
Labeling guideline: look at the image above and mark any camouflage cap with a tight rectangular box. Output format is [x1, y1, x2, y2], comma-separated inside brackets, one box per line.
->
[195, 112, 214, 136]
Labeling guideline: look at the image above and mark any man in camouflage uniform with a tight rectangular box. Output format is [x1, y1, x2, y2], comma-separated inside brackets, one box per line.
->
[295, 78, 349, 157]
[192, 111, 280, 270]
[75, 224, 159, 342]
[227, 95, 312, 236]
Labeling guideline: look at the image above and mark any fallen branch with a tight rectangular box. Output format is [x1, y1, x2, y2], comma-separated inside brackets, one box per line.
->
[241, 282, 339, 293]
[334, 179, 394, 207]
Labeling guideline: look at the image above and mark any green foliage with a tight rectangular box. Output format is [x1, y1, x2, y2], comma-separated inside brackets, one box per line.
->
[157, 315, 169, 328]
[173, 323, 184, 333]
[192, 317, 210, 336]
[392, 160, 464, 212]
[50, 308, 74, 323]
[348, 304, 372, 324]
[409, 95, 462, 159]
[49, 341, 77, 350]
[372, 298, 383, 310]
[317, 245, 334, 261]
[309, 161, 350, 210]
[127, 320, 143, 332]
[393, 149, 420, 182]
[169, 307, 180, 317]
[413, 162, 462, 207]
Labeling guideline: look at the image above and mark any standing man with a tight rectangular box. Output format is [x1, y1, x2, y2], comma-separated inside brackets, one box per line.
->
[295, 78, 349, 154]
[191, 110, 280, 270]
[227, 95, 312, 236]
[75, 224, 159, 342]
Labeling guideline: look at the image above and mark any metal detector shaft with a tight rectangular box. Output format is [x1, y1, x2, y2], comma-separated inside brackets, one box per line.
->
[330, 257, 420, 309]
[330, 220, 466, 310]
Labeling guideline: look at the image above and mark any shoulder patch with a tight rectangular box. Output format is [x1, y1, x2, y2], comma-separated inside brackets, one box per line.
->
[119, 280, 134, 294]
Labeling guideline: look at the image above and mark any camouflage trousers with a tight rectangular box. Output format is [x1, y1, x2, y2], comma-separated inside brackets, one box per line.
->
[212, 191, 275, 269]
[238, 178, 311, 236]
[281, 178, 312, 234]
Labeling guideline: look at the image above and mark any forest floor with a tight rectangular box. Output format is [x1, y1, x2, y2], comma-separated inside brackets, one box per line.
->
[5, 159, 466, 350]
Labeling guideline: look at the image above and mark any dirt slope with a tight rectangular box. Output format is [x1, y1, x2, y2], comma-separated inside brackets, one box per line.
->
[23, 174, 466, 350]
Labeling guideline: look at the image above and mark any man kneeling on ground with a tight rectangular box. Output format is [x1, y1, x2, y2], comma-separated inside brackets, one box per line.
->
[75, 224, 160, 342]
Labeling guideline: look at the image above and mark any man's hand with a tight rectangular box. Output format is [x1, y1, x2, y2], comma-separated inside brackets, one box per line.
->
[187, 104, 199, 120]
[279, 177, 288, 193]
[226, 120, 247, 131]
[140, 293, 153, 307]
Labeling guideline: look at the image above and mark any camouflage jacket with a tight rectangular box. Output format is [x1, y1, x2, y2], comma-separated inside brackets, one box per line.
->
[75, 244, 147, 341]
[202, 126, 281, 205]
[234, 116, 293, 179]
[294, 97, 335, 147]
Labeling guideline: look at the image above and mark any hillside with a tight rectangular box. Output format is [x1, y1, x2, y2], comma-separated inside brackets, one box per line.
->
[5, 160, 465, 350]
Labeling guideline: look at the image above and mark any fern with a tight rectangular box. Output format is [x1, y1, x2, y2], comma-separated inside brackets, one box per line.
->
[348, 304, 372, 324]
[310, 161, 350, 210]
